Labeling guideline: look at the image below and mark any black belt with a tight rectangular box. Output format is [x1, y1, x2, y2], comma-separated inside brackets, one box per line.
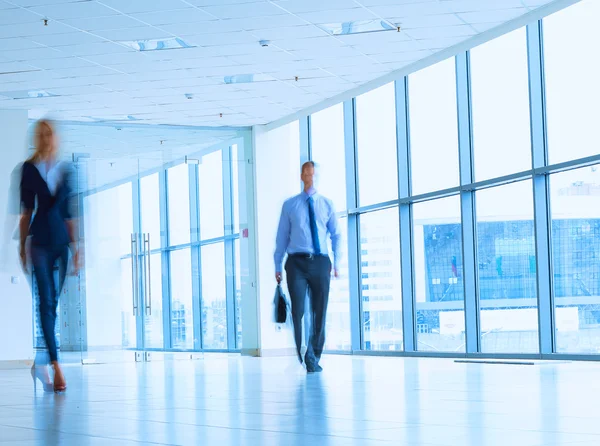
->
[289, 253, 326, 259]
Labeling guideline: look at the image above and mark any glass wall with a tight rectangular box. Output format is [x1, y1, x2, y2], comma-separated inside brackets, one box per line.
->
[475, 181, 539, 354]
[82, 141, 242, 354]
[355, 83, 398, 207]
[360, 208, 403, 351]
[470, 28, 531, 181]
[310, 103, 350, 350]
[544, 0, 600, 164]
[551, 166, 600, 354]
[291, 0, 600, 359]
[409, 58, 459, 195]
[413, 196, 464, 352]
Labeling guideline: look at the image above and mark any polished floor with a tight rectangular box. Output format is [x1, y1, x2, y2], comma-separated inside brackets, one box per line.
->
[1, 355, 600, 445]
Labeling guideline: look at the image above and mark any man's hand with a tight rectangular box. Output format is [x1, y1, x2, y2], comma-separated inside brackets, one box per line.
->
[275, 272, 282, 284]
[334, 269, 339, 279]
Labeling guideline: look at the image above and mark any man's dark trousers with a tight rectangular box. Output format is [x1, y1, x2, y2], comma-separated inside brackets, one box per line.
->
[285, 253, 331, 367]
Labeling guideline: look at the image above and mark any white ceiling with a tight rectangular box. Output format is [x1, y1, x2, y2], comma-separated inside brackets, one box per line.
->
[0, 0, 561, 127]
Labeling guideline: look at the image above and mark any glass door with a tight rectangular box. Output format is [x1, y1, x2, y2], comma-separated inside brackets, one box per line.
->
[78, 157, 165, 363]
[138, 172, 165, 353]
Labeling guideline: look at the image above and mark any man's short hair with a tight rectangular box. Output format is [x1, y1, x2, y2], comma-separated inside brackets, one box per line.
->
[302, 160, 316, 173]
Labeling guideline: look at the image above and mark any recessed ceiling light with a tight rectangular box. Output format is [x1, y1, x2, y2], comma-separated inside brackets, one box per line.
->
[224, 74, 275, 84]
[120, 37, 195, 52]
[319, 20, 399, 36]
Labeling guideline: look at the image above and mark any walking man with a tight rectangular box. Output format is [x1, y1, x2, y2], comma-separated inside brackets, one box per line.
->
[275, 161, 341, 373]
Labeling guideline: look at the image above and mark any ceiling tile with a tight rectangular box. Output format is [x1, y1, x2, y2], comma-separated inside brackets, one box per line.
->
[255, 24, 329, 40]
[31, 2, 121, 19]
[405, 24, 475, 40]
[30, 31, 106, 47]
[7, 0, 88, 5]
[60, 42, 134, 56]
[398, 13, 465, 29]
[131, 8, 214, 26]
[200, 2, 285, 19]
[93, 26, 173, 41]
[0, 61, 40, 73]
[0, 37, 43, 51]
[0, 7, 42, 25]
[457, 8, 528, 24]
[446, 0, 526, 13]
[51, 65, 120, 78]
[224, 13, 307, 30]
[28, 56, 96, 69]
[1, 46, 69, 61]
[0, 21, 74, 38]
[369, 2, 453, 18]
[275, 36, 345, 51]
[59, 15, 145, 31]
[272, 0, 358, 14]
[97, 0, 192, 14]
[298, 8, 378, 24]
[183, 32, 257, 47]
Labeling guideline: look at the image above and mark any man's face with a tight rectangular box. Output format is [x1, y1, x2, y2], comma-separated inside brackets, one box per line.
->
[301, 165, 315, 188]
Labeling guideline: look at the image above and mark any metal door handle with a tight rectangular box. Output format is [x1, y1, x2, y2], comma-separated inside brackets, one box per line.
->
[145, 233, 152, 316]
[131, 234, 138, 316]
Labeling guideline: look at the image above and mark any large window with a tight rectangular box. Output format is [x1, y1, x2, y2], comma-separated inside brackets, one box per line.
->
[476, 181, 539, 354]
[199, 150, 224, 240]
[325, 216, 350, 350]
[470, 28, 532, 181]
[140, 173, 161, 250]
[170, 249, 194, 350]
[356, 83, 398, 207]
[201, 242, 227, 349]
[413, 196, 464, 352]
[551, 166, 600, 354]
[231, 144, 240, 233]
[544, 0, 600, 164]
[360, 207, 403, 351]
[167, 163, 191, 246]
[409, 58, 459, 195]
[310, 103, 347, 211]
[234, 239, 242, 349]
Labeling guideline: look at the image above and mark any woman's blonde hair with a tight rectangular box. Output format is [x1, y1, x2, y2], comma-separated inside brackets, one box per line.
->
[29, 119, 56, 164]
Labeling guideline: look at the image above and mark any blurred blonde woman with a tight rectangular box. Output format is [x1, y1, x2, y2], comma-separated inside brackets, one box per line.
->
[20, 119, 79, 393]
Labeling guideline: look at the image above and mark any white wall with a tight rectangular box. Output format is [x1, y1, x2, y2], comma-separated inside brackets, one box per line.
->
[0, 110, 32, 363]
[254, 121, 301, 353]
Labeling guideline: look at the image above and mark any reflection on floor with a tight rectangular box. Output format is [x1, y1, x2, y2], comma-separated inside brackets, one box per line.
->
[1, 355, 599, 445]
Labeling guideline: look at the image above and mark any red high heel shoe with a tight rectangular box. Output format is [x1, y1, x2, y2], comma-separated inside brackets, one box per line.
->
[31, 365, 53, 393]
